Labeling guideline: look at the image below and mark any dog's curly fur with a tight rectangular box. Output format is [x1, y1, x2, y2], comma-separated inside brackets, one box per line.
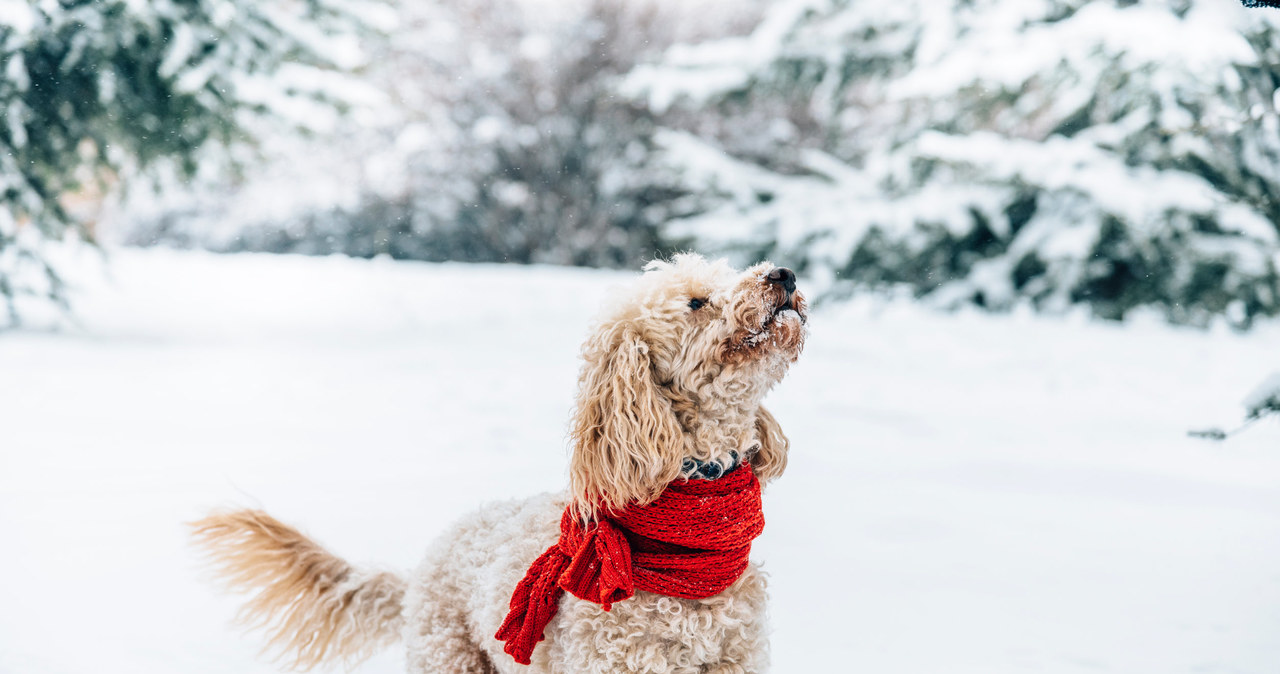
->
[191, 254, 807, 673]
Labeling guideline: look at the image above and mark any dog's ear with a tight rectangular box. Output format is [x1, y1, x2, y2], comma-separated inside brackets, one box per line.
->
[750, 405, 789, 482]
[570, 323, 687, 518]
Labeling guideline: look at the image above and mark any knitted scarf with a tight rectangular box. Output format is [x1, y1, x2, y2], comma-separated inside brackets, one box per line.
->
[494, 463, 765, 665]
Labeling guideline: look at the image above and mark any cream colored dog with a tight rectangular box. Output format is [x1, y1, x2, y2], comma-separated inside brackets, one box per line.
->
[192, 254, 808, 673]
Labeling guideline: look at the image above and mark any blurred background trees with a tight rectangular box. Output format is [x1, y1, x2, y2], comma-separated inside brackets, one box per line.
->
[0, 0, 359, 325]
[115, 0, 763, 267]
[7, 0, 1280, 329]
[627, 0, 1280, 327]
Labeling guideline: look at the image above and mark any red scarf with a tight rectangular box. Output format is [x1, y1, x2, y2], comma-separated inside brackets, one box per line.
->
[494, 464, 765, 665]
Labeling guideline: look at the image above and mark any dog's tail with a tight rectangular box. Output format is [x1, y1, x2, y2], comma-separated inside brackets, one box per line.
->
[189, 509, 405, 670]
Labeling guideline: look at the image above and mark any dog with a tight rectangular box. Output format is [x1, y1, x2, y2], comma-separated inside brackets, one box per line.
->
[191, 253, 808, 673]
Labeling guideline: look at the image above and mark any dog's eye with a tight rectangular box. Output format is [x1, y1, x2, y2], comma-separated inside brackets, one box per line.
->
[688, 298, 707, 310]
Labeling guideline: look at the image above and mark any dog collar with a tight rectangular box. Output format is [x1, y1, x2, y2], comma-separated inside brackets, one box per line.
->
[680, 449, 742, 480]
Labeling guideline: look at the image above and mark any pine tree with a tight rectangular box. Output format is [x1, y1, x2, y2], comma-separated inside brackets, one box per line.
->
[0, 0, 356, 326]
[626, 0, 1280, 327]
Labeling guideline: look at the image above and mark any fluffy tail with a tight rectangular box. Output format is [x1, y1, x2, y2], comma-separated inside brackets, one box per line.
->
[190, 509, 405, 670]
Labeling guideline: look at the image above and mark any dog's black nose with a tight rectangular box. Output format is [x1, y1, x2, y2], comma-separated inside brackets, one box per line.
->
[766, 267, 796, 294]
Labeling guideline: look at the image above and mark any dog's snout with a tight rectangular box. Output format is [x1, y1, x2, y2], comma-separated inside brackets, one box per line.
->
[766, 267, 796, 294]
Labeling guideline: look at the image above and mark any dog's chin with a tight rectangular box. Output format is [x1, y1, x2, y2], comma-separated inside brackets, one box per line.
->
[767, 307, 803, 332]
[767, 293, 805, 326]
[720, 292, 808, 367]
[761, 288, 807, 337]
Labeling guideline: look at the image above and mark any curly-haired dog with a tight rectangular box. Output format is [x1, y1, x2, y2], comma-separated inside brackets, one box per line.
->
[191, 254, 808, 673]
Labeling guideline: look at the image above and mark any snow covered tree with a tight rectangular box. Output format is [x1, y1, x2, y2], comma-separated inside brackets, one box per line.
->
[0, 0, 358, 326]
[369, 0, 687, 267]
[625, 0, 1280, 327]
[114, 0, 768, 269]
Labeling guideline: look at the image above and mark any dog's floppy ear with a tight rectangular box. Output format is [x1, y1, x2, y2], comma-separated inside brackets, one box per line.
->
[750, 405, 789, 482]
[570, 322, 687, 518]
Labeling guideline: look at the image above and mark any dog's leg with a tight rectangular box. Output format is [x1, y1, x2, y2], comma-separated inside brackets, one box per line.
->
[705, 565, 771, 674]
[190, 509, 406, 670]
[399, 494, 569, 674]
[402, 564, 498, 674]
[706, 616, 768, 674]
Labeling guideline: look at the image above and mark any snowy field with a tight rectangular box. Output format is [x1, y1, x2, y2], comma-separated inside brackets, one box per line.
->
[2, 247, 1278, 674]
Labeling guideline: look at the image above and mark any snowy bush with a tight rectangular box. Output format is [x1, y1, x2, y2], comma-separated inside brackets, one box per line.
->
[626, 0, 1280, 327]
[0, 0, 359, 326]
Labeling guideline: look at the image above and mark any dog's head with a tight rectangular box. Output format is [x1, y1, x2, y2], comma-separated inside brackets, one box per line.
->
[569, 253, 808, 516]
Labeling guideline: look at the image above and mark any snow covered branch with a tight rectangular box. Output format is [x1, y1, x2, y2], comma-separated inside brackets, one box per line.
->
[1189, 371, 1280, 440]
[0, 0, 362, 326]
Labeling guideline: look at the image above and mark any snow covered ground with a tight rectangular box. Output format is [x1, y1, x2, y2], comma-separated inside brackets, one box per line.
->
[2, 247, 1278, 674]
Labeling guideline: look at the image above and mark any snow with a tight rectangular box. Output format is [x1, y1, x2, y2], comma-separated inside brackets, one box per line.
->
[913, 131, 1221, 235]
[0, 0, 36, 36]
[893, 1, 1257, 101]
[619, 0, 823, 113]
[157, 22, 198, 80]
[2, 247, 1279, 674]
